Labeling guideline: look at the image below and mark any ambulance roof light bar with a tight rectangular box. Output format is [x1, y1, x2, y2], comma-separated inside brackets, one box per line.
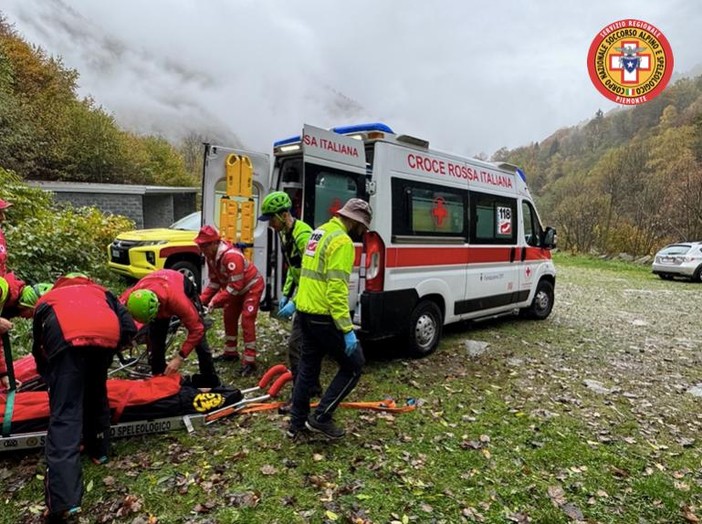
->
[396, 134, 429, 149]
[273, 122, 395, 148]
[496, 162, 527, 182]
[330, 123, 394, 135]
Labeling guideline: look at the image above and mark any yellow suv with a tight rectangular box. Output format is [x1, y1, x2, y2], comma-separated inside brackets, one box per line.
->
[107, 211, 202, 285]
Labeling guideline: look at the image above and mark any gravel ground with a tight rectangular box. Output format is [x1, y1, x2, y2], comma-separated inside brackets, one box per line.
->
[482, 262, 702, 447]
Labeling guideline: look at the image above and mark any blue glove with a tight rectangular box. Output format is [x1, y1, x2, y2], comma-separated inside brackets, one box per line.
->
[279, 296, 289, 309]
[343, 331, 358, 356]
[278, 299, 296, 320]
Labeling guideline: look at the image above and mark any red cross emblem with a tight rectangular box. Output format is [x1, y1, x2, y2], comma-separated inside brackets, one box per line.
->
[328, 198, 342, 217]
[525, 266, 532, 277]
[431, 197, 448, 227]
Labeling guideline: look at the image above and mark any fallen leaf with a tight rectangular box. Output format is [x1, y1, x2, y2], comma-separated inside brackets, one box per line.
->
[547, 485, 567, 507]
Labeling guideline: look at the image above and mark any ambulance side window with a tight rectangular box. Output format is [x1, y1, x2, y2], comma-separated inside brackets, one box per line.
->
[391, 178, 467, 239]
[303, 163, 364, 228]
[470, 192, 517, 245]
[522, 201, 541, 247]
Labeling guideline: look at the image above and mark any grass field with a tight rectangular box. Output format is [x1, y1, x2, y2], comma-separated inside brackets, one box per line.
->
[2, 253, 702, 523]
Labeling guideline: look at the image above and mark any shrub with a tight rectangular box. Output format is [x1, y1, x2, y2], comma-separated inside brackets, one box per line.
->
[1, 168, 134, 283]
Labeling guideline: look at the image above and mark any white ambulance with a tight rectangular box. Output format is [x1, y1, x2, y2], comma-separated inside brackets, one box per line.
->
[202, 123, 556, 357]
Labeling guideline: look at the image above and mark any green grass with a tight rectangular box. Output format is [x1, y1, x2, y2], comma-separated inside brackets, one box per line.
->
[552, 251, 652, 276]
[2, 255, 702, 523]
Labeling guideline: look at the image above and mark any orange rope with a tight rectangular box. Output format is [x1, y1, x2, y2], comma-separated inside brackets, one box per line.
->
[233, 399, 417, 416]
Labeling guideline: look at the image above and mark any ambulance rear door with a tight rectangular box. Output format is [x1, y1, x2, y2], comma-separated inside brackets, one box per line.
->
[201, 144, 270, 284]
[300, 125, 368, 317]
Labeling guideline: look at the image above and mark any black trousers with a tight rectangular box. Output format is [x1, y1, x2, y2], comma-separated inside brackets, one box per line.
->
[44, 347, 114, 514]
[147, 319, 215, 376]
[148, 278, 215, 377]
[290, 312, 364, 429]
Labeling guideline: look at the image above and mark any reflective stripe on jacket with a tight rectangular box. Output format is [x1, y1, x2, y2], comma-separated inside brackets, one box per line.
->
[202, 241, 262, 307]
[295, 217, 354, 333]
[281, 218, 313, 298]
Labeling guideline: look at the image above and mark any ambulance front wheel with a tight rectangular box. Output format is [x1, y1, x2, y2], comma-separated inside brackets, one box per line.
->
[406, 300, 443, 358]
[521, 279, 554, 320]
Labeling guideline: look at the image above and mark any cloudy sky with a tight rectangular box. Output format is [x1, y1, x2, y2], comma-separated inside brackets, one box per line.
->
[2, 0, 700, 157]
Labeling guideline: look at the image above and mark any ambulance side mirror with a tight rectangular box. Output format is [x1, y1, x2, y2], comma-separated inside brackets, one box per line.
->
[542, 227, 557, 250]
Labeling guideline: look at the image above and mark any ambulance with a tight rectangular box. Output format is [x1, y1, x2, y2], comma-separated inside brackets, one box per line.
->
[201, 123, 556, 357]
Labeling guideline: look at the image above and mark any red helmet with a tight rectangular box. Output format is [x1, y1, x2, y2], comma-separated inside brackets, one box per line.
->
[194, 225, 221, 246]
[0, 199, 12, 210]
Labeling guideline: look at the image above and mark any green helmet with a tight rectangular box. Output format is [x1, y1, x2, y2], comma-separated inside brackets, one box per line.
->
[64, 272, 89, 279]
[259, 191, 292, 218]
[19, 283, 53, 308]
[127, 289, 160, 323]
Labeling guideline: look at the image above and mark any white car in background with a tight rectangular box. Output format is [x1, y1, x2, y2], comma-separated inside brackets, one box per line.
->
[652, 241, 702, 281]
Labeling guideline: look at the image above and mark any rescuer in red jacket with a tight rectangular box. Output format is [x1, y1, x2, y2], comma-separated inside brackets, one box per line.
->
[32, 274, 136, 523]
[121, 269, 219, 387]
[0, 198, 11, 276]
[195, 225, 264, 377]
[0, 272, 52, 389]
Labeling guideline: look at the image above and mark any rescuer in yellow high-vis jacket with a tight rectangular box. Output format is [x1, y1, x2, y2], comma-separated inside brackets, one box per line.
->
[288, 198, 373, 440]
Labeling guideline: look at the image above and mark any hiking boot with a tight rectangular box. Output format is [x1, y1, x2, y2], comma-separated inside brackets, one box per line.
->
[90, 455, 109, 466]
[305, 414, 345, 439]
[286, 424, 306, 439]
[213, 352, 240, 363]
[44, 506, 81, 523]
[240, 363, 257, 377]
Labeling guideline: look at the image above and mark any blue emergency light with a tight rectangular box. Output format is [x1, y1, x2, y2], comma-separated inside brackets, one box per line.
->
[330, 122, 394, 134]
[273, 122, 395, 147]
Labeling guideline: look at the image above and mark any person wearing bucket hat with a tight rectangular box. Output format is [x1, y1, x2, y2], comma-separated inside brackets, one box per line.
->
[287, 197, 372, 440]
[195, 224, 264, 377]
[0, 198, 12, 276]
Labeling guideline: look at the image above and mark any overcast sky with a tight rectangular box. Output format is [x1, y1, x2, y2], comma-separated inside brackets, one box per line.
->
[2, 0, 700, 157]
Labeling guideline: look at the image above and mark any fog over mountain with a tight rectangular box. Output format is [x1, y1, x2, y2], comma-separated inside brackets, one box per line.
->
[2, 0, 700, 156]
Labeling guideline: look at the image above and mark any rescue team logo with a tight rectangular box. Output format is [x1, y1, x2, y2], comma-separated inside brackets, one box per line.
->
[305, 229, 323, 257]
[193, 392, 225, 412]
[497, 206, 512, 236]
[588, 19, 673, 105]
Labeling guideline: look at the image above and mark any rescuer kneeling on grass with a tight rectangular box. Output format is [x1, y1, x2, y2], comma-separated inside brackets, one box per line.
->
[32, 273, 136, 523]
[287, 198, 371, 440]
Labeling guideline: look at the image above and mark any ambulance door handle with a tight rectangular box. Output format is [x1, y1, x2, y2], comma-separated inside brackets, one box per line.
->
[521, 247, 527, 262]
[509, 247, 516, 263]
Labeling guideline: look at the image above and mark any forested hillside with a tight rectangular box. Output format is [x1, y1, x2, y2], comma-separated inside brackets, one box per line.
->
[0, 16, 197, 186]
[3, 12, 701, 256]
[496, 75, 702, 255]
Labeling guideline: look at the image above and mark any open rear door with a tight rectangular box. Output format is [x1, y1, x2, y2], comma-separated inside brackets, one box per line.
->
[300, 125, 368, 318]
[201, 144, 270, 285]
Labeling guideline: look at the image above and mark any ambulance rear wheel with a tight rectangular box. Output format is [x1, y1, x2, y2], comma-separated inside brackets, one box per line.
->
[406, 300, 443, 358]
[521, 279, 554, 320]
